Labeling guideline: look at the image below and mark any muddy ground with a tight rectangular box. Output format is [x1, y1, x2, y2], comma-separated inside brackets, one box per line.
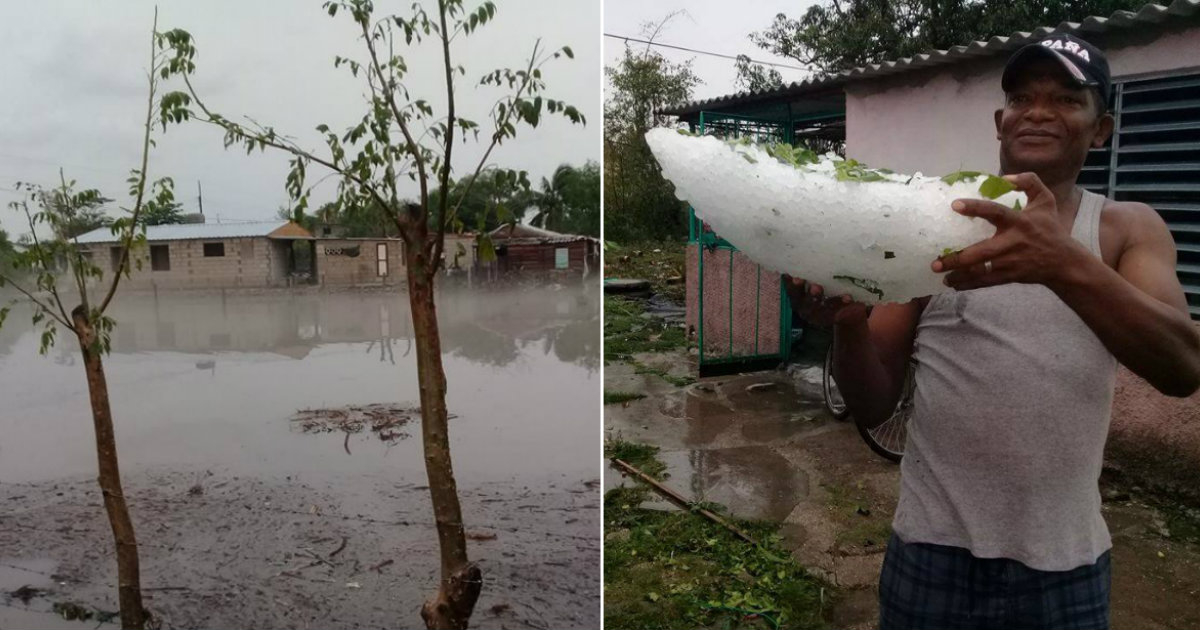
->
[605, 347, 1200, 630]
[1, 471, 598, 630]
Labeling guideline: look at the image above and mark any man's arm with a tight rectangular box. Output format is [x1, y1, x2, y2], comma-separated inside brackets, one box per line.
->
[1051, 203, 1200, 397]
[939, 172, 1200, 397]
[831, 300, 923, 429]
[785, 280, 923, 427]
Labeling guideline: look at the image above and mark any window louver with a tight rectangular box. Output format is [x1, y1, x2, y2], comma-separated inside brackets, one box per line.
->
[1081, 72, 1200, 319]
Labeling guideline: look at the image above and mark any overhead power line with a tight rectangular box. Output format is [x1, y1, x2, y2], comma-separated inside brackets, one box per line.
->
[603, 33, 810, 72]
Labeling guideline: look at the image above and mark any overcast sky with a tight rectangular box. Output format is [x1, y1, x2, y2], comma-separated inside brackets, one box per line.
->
[603, 0, 820, 103]
[0, 0, 600, 237]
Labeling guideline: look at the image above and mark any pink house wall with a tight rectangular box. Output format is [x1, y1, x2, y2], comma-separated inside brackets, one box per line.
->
[844, 28, 1200, 176]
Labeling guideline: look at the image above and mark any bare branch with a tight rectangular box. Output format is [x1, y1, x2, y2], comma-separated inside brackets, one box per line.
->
[178, 72, 394, 218]
[98, 8, 159, 315]
[430, 2, 457, 275]
[443, 40, 541, 236]
[361, 15, 429, 216]
[0, 273, 73, 331]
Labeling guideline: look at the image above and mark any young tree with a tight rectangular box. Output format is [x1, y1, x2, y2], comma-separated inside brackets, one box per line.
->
[157, 2, 583, 627]
[0, 15, 176, 630]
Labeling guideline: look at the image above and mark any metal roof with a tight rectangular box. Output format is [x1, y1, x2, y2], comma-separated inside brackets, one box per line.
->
[661, 0, 1200, 117]
[74, 221, 305, 244]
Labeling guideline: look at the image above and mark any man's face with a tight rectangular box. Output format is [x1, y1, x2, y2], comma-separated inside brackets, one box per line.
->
[995, 58, 1113, 181]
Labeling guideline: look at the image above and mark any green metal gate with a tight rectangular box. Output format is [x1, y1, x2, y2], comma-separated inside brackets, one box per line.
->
[688, 111, 795, 372]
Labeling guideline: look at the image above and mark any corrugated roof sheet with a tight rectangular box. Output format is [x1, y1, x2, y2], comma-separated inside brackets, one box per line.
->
[489, 224, 567, 239]
[661, 0, 1200, 116]
[74, 221, 306, 244]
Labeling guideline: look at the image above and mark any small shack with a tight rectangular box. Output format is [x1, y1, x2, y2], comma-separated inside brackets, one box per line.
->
[75, 221, 314, 291]
[486, 224, 599, 275]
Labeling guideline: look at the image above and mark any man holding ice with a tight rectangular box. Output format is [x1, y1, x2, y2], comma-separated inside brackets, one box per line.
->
[787, 34, 1200, 629]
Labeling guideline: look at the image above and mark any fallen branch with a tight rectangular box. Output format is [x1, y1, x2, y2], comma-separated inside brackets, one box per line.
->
[329, 536, 348, 558]
[610, 458, 756, 544]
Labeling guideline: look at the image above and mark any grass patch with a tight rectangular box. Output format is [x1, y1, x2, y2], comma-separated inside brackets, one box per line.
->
[605, 446, 831, 630]
[825, 480, 892, 551]
[605, 241, 686, 304]
[1157, 502, 1200, 544]
[631, 360, 697, 387]
[606, 390, 648, 405]
[605, 296, 688, 363]
[606, 440, 668, 480]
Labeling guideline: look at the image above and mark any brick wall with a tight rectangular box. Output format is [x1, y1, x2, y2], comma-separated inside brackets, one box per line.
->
[81, 237, 286, 290]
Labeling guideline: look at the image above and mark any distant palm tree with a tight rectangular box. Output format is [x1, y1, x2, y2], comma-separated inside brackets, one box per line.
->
[524, 164, 577, 233]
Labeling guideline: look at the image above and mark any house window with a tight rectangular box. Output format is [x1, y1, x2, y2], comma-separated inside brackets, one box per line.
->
[376, 242, 388, 277]
[150, 244, 170, 271]
[203, 242, 225, 257]
[555, 247, 569, 269]
[109, 246, 124, 272]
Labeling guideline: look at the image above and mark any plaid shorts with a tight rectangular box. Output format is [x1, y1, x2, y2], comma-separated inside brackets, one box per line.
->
[879, 533, 1111, 630]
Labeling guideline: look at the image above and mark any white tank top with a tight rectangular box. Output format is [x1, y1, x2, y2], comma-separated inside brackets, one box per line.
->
[892, 189, 1116, 571]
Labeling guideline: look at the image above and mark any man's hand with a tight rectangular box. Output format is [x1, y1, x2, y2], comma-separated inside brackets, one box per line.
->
[933, 172, 1090, 290]
[783, 276, 868, 328]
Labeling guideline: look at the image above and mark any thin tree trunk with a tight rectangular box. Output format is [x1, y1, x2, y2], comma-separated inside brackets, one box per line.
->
[405, 237, 480, 630]
[72, 307, 147, 630]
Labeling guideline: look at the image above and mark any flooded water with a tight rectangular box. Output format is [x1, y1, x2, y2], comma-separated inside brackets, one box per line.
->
[0, 285, 601, 629]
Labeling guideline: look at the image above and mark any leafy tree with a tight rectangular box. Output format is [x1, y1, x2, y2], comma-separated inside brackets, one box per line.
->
[557, 160, 600, 237]
[734, 54, 784, 92]
[0, 15, 176, 630]
[157, 1, 583, 627]
[38, 191, 114, 239]
[750, 0, 1148, 75]
[138, 199, 186, 225]
[604, 20, 700, 243]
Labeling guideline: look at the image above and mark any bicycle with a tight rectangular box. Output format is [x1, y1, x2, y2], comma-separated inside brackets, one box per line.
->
[822, 342, 915, 463]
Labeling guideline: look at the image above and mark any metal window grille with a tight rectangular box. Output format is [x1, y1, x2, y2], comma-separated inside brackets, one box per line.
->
[1081, 70, 1200, 319]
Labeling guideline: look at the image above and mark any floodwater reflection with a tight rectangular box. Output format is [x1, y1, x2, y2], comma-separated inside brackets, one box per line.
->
[0, 284, 600, 484]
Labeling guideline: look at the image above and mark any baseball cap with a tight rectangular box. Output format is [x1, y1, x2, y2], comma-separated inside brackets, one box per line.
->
[1001, 34, 1111, 109]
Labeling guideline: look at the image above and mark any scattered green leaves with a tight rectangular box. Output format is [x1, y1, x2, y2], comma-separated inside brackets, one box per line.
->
[940, 170, 984, 185]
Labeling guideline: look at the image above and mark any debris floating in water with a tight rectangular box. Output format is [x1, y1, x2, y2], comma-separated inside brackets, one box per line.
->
[645, 128, 1028, 303]
[289, 404, 422, 445]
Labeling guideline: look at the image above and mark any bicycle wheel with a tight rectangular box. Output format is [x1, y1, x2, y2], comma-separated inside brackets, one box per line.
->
[855, 364, 914, 463]
[822, 344, 851, 421]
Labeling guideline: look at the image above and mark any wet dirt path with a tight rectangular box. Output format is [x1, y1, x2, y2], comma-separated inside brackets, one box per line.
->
[605, 349, 1200, 630]
[1, 471, 600, 630]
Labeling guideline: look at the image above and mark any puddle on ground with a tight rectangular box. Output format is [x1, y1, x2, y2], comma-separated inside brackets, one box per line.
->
[609, 445, 808, 523]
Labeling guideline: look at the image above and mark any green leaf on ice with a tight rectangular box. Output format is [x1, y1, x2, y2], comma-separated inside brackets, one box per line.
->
[978, 175, 1015, 200]
[741, 154, 757, 164]
[940, 170, 984, 185]
[1013, 199, 1023, 212]
[833, 274, 884, 300]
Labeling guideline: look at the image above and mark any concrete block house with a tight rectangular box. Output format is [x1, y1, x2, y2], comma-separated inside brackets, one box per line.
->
[75, 221, 314, 291]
